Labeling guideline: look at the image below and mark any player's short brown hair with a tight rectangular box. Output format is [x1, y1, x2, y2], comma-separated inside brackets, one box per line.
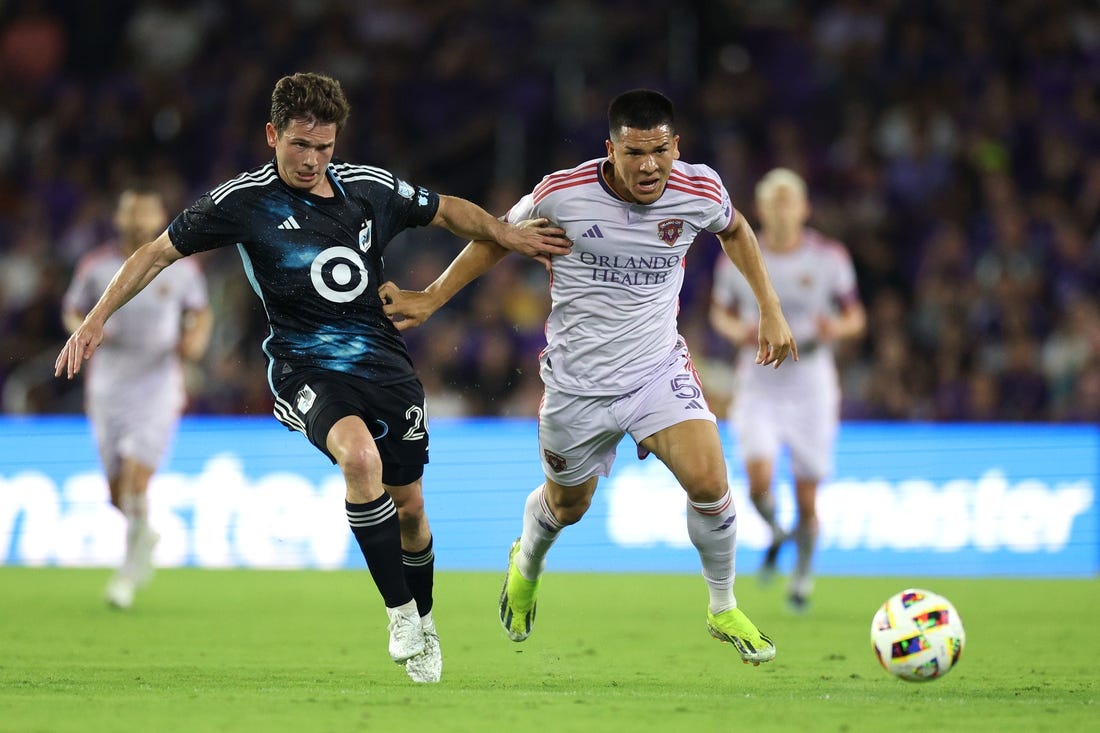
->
[270, 72, 351, 135]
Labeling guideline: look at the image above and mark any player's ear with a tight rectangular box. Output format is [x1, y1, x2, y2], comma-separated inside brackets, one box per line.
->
[265, 123, 278, 149]
[672, 134, 681, 160]
[605, 138, 614, 162]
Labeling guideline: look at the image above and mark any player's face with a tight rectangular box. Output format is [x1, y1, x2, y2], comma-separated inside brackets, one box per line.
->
[114, 192, 167, 251]
[267, 118, 337, 194]
[756, 183, 809, 245]
[605, 125, 680, 204]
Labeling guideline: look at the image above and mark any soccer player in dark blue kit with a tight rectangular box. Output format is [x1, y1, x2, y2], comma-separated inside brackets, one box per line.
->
[55, 72, 572, 684]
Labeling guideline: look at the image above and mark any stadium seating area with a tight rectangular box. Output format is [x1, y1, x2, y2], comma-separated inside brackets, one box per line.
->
[0, 0, 1097, 421]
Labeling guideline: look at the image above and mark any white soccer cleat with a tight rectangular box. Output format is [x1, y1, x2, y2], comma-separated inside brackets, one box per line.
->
[404, 619, 442, 683]
[105, 574, 135, 610]
[386, 605, 426, 663]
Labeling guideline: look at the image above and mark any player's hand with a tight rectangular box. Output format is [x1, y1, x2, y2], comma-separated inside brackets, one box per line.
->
[498, 217, 571, 271]
[54, 321, 104, 379]
[756, 311, 798, 369]
[379, 281, 438, 332]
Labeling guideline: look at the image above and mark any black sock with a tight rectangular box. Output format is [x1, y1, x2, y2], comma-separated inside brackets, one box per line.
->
[346, 496, 412, 608]
[403, 536, 435, 617]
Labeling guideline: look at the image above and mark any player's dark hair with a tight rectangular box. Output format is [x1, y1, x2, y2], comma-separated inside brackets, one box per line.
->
[608, 89, 675, 141]
[270, 72, 351, 134]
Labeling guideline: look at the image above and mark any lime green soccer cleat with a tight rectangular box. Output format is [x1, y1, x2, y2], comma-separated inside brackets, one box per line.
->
[499, 539, 540, 642]
[706, 607, 777, 665]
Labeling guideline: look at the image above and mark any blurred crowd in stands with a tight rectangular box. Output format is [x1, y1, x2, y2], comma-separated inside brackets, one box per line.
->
[1, 0, 1098, 422]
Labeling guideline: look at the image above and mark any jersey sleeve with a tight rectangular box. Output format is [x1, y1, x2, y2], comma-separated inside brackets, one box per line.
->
[168, 194, 251, 256]
[391, 175, 440, 229]
[701, 165, 736, 234]
[504, 192, 537, 225]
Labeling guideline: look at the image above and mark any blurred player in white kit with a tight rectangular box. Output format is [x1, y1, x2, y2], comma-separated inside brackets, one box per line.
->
[710, 168, 865, 612]
[382, 89, 796, 665]
[62, 185, 212, 609]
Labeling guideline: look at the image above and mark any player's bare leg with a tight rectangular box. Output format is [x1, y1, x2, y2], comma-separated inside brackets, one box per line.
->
[641, 420, 775, 665]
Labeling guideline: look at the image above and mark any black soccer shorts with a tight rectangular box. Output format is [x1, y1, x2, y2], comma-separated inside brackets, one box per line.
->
[273, 367, 429, 486]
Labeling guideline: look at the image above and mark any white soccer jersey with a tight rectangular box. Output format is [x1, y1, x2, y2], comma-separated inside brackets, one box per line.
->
[714, 227, 858, 479]
[64, 243, 208, 412]
[508, 157, 735, 396]
[712, 227, 859, 397]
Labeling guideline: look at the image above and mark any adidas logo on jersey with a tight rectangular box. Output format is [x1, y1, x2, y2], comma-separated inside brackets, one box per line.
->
[581, 224, 604, 238]
[277, 216, 301, 230]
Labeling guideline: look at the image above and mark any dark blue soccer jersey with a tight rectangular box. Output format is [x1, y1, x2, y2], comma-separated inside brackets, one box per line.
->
[168, 159, 439, 387]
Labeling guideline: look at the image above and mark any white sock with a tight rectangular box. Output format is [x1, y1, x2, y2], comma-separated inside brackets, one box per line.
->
[120, 492, 149, 566]
[687, 490, 737, 614]
[791, 520, 818, 594]
[516, 484, 563, 581]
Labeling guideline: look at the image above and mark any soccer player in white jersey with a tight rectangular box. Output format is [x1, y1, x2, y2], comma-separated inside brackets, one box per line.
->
[710, 168, 866, 612]
[62, 185, 213, 610]
[381, 89, 796, 665]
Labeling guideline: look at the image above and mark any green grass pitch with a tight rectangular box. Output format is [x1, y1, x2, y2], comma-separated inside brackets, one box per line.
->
[0, 567, 1094, 733]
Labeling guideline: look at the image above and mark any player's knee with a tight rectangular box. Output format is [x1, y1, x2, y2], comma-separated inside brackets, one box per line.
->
[555, 505, 587, 525]
[683, 470, 729, 504]
[336, 443, 383, 488]
[548, 492, 591, 525]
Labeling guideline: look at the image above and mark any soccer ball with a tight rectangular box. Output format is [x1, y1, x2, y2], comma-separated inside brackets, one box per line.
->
[870, 588, 965, 682]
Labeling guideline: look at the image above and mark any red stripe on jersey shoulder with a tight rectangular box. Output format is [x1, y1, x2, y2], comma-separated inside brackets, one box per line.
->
[533, 163, 599, 199]
[668, 169, 722, 196]
[533, 174, 598, 204]
[665, 181, 723, 204]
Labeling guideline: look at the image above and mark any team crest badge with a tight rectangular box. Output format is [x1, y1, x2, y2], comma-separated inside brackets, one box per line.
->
[543, 449, 567, 473]
[358, 220, 373, 252]
[657, 218, 685, 246]
[296, 384, 317, 414]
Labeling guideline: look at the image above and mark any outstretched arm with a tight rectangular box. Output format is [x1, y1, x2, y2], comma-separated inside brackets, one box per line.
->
[431, 195, 570, 268]
[380, 238, 511, 332]
[54, 231, 183, 378]
[716, 212, 798, 368]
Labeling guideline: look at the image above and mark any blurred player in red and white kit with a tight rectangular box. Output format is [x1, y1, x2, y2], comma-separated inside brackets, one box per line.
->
[710, 168, 865, 612]
[62, 184, 212, 610]
[382, 89, 796, 665]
